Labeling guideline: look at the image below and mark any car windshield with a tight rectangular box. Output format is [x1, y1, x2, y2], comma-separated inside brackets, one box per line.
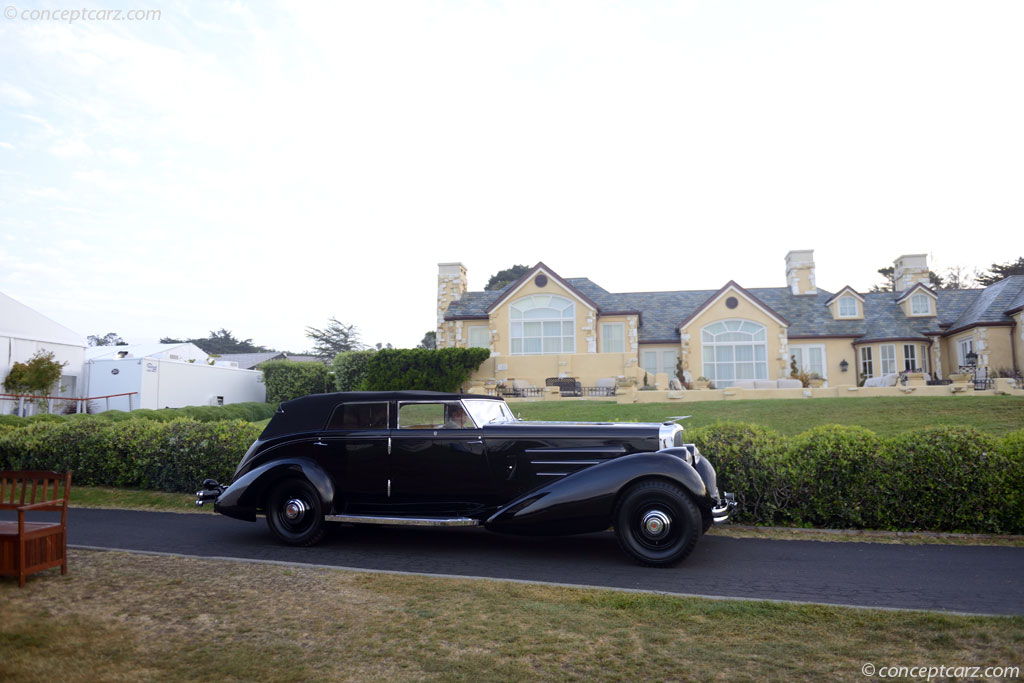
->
[463, 399, 516, 425]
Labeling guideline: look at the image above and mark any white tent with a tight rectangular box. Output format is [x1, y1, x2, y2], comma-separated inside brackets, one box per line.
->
[0, 291, 86, 405]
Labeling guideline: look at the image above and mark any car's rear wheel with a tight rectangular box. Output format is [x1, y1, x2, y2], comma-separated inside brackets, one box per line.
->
[614, 480, 701, 567]
[266, 478, 326, 546]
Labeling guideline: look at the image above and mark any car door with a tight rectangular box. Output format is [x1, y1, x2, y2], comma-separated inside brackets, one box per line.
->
[314, 400, 390, 511]
[388, 400, 498, 515]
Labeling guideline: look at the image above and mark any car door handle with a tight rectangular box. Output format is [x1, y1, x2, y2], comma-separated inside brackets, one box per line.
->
[314, 440, 328, 447]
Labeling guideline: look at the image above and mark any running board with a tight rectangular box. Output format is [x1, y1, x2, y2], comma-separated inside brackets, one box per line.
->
[325, 514, 480, 527]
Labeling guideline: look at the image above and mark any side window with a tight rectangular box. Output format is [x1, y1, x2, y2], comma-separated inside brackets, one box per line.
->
[327, 402, 389, 430]
[398, 402, 475, 429]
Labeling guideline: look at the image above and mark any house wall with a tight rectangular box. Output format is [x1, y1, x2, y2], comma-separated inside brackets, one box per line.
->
[679, 289, 788, 381]
[470, 352, 641, 387]
[1015, 313, 1024, 373]
[983, 327, 1014, 374]
[488, 276, 598, 356]
[854, 340, 933, 380]
[788, 338, 860, 386]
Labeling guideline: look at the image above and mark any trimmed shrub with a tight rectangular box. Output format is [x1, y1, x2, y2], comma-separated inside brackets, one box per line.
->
[882, 426, 1010, 533]
[258, 360, 330, 403]
[782, 425, 884, 528]
[363, 348, 491, 392]
[0, 418, 260, 493]
[331, 350, 376, 391]
[687, 422, 790, 526]
[0, 402, 276, 427]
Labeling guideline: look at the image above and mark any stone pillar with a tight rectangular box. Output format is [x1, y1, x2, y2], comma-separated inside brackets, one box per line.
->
[785, 250, 817, 295]
[437, 263, 467, 348]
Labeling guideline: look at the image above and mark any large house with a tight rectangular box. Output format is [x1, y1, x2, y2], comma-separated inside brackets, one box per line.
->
[436, 252, 1024, 389]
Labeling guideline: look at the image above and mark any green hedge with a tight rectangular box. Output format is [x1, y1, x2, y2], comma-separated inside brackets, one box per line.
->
[689, 423, 1024, 534]
[1, 416, 1020, 533]
[331, 350, 376, 392]
[261, 360, 330, 403]
[0, 402, 276, 428]
[0, 419, 261, 493]
[362, 348, 491, 392]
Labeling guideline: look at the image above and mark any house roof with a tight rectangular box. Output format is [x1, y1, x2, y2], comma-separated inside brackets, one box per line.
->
[443, 267, 1024, 344]
[0, 291, 86, 348]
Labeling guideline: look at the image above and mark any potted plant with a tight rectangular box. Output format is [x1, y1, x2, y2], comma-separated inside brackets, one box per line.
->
[694, 376, 711, 390]
[807, 372, 825, 388]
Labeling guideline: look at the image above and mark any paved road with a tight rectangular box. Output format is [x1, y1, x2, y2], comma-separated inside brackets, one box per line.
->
[29, 508, 1024, 615]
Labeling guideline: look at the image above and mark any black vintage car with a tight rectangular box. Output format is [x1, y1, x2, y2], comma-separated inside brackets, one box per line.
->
[196, 391, 735, 566]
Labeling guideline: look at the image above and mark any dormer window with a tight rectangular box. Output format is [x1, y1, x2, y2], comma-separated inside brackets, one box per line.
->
[910, 293, 930, 315]
[838, 296, 858, 318]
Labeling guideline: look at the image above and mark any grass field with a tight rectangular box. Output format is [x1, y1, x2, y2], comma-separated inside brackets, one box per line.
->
[2, 550, 1021, 682]
[512, 395, 1024, 437]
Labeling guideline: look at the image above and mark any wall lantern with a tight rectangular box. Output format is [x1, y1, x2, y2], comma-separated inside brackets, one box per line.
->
[965, 351, 978, 367]
[839, 359, 849, 373]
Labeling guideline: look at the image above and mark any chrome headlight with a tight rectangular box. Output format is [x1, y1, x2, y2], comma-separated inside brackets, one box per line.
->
[659, 423, 684, 450]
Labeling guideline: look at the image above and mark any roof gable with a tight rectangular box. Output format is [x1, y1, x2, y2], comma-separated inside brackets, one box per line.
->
[895, 282, 937, 304]
[485, 262, 598, 313]
[825, 286, 864, 305]
[677, 281, 790, 330]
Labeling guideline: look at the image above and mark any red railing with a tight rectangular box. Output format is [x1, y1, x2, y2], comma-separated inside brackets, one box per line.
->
[0, 392, 139, 416]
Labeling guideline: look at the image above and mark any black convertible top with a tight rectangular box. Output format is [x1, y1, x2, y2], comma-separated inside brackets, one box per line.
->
[261, 391, 503, 439]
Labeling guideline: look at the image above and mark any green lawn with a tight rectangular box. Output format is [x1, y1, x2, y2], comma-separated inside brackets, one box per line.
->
[2, 550, 1021, 682]
[512, 395, 1024, 437]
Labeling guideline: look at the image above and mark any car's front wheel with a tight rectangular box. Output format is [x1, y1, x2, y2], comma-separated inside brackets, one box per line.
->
[266, 478, 326, 546]
[614, 480, 701, 567]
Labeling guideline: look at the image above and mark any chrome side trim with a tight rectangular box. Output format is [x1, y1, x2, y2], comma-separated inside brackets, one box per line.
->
[524, 447, 625, 455]
[325, 514, 480, 527]
[529, 460, 600, 466]
[536, 472, 569, 477]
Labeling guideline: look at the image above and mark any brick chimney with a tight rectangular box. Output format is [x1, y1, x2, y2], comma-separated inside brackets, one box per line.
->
[437, 263, 468, 348]
[785, 250, 817, 296]
[893, 254, 930, 292]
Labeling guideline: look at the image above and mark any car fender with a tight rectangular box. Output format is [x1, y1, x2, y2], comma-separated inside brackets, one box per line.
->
[213, 458, 335, 521]
[485, 452, 708, 536]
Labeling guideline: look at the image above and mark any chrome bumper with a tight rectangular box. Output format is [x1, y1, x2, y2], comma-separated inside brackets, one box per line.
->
[711, 492, 737, 524]
[195, 479, 225, 507]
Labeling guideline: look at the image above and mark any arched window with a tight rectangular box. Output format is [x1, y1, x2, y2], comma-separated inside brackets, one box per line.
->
[701, 320, 768, 387]
[510, 295, 575, 354]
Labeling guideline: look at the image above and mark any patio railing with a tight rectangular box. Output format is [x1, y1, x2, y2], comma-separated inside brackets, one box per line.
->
[1, 392, 139, 416]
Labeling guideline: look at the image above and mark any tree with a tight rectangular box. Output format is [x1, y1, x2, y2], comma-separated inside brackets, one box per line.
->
[942, 265, 979, 290]
[3, 350, 66, 396]
[869, 266, 943, 292]
[485, 264, 530, 291]
[417, 330, 437, 349]
[88, 332, 127, 346]
[976, 257, 1024, 286]
[160, 330, 270, 354]
[305, 318, 363, 360]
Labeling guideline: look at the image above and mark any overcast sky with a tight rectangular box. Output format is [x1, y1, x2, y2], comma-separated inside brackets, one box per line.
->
[1, 1, 1021, 352]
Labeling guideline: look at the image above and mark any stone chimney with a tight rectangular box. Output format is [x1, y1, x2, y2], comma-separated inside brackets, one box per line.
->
[785, 250, 817, 295]
[893, 254, 930, 292]
[437, 262, 468, 348]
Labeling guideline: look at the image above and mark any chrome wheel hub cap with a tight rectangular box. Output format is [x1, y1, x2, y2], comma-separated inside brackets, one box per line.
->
[642, 510, 671, 538]
[284, 498, 308, 522]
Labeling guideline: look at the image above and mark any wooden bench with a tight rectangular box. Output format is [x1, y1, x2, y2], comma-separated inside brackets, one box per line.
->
[0, 471, 71, 587]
